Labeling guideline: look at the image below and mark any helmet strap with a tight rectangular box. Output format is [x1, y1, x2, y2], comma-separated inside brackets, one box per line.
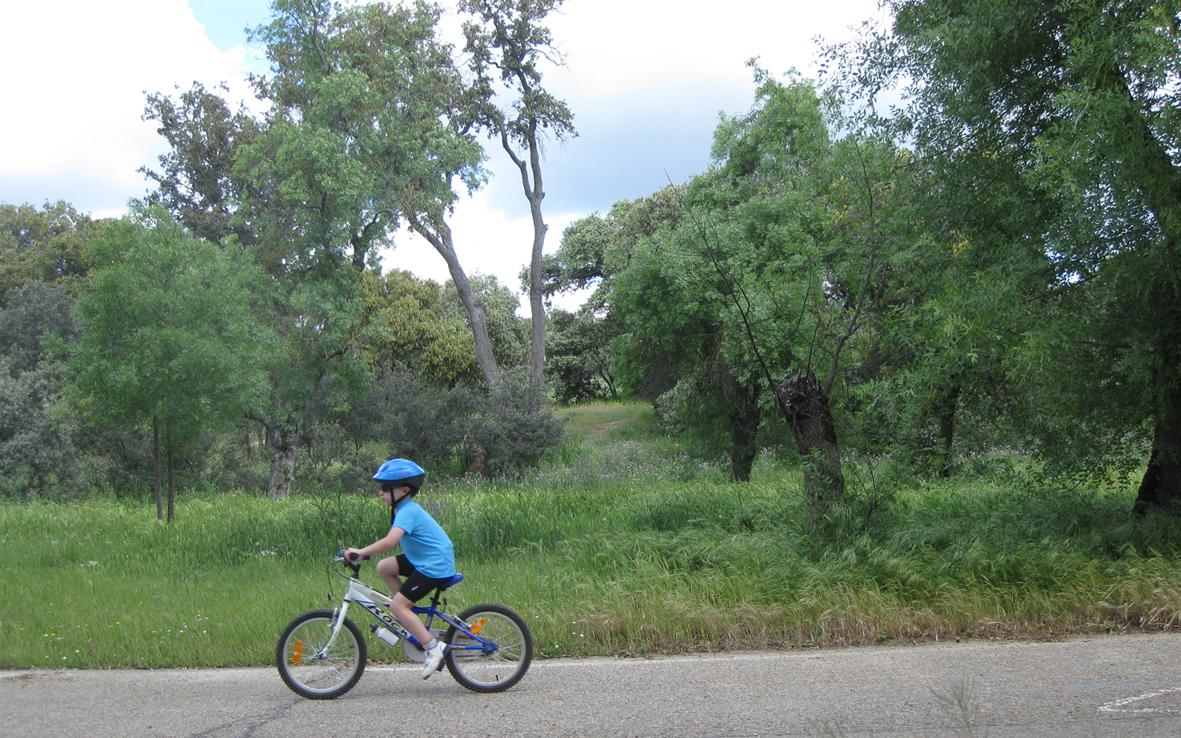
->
[388, 485, 413, 526]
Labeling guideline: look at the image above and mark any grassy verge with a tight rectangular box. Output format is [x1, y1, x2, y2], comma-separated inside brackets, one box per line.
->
[2, 402, 1179, 668]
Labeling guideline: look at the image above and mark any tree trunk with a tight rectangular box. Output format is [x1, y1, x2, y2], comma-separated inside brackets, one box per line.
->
[727, 381, 762, 482]
[523, 131, 548, 411]
[1105, 61, 1181, 514]
[165, 420, 175, 524]
[408, 214, 501, 387]
[1103, 65, 1181, 256]
[152, 417, 163, 522]
[1134, 339, 1181, 514]
[773, 370, 845, 531]
[527, 198, 547, 410]
[267, 423, 299, 500]
[600, 369, 618, 399]
[935, 384, 960, 479]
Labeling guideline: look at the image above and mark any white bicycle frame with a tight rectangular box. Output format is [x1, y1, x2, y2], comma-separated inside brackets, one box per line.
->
[321, 572, 488, 661]
[322, 577, 415, 657]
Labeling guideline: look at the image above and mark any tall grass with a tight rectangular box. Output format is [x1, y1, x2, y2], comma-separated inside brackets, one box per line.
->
[2, 401, 1179, 668]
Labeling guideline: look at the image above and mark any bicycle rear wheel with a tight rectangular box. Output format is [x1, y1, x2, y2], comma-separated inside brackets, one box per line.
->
[276, 609, 367, 699]
[444, 603, 533, 693]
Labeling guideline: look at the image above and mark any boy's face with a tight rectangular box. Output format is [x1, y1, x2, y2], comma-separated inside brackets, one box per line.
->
[378, 484, 407, 505]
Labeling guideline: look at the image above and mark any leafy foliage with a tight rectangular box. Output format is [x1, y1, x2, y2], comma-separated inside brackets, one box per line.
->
[545, 309, 617, 404]
[359, 270, 480, 386]
[0, 202, 93, 303]
[327, 367, 561, 482]
[0, 215, 93, 498]
[0, 282, 80, 374]
[68, 207, 270, 518]
[0, 359, 75, 498]
[466, 371, 565, 476]
[141, 84, 257, 247]
[841, 0, 1181, 508]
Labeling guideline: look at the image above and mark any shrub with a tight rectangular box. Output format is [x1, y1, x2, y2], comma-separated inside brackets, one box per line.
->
[318, 369, 563, 481]
[465, 373, 564, 476]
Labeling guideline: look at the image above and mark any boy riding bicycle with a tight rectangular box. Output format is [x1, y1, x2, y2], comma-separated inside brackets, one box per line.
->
[345, 458, 455, 679]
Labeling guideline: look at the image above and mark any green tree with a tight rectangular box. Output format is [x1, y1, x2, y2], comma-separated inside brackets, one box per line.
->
[342, 266, 551, 480]
[359, 269, 527, 387]
[0, 202, 94, 303]
[141, 83, 257, 247]
[546, 308, 617, 404]
[0, 205, 96, 498]
[0, 282, 80, 375]
[611, 73, 922, 531]
[0, 283, 82, 498]
[360, 269, 477, 386]
[851, 0, 1181, 511]
[253, 0, 501, 387]
[461, 0, 576, 403]
[145, 0, 498, 496]
[69, 208, 269, 521]
[539, 187, 685, 404]
[142, 73, 367, 499]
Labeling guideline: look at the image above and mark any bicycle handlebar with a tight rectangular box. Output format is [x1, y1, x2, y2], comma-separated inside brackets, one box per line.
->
[334, 549, 370, 575]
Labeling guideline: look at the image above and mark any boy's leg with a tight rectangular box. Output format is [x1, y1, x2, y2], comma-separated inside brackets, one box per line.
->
[388, 592, 435, 646]
[387, 571, 449, 679]
[376, 556, 402, 599]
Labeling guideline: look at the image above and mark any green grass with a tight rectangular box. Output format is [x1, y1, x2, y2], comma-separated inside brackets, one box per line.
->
[554, 400, 658, 443]
[2, 401, 1179, 668]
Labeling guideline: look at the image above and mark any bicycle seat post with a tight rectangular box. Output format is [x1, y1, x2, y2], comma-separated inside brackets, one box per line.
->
[429, 585, 445, 612]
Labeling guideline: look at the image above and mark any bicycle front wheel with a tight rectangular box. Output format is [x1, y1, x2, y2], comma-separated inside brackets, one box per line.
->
[276, 609, 367, 699]
[444, 603, 533, 693]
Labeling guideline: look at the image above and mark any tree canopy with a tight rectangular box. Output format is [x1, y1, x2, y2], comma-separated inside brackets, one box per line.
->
[69, 208, 269, 520]
[841, 0, 1181, 510]
[4, 0, 1181, 523]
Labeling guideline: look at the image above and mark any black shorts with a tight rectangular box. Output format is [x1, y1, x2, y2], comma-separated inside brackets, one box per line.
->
[394, 554, 453, 602]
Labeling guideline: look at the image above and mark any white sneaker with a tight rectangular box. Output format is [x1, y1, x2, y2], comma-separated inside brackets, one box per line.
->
[421, 641, 447, 679]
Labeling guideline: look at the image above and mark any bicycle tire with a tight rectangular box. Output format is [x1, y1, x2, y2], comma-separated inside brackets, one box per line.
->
[276, 609, 367, 699]
[444, 603, 533, 693]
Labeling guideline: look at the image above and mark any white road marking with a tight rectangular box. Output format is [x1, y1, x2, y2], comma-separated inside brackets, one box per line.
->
[1099, 687, 1181, 715]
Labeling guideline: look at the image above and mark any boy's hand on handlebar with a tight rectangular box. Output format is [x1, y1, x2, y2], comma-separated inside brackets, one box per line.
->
[343, 547, 369, 562]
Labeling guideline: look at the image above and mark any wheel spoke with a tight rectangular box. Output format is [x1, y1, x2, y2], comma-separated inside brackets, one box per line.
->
[445, 605, 533, 693]
[277, 612, 366, 699]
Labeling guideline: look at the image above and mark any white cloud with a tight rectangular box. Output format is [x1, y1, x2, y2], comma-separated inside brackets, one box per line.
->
[0, 0, 258, 211]
[546, 0, 884, 99]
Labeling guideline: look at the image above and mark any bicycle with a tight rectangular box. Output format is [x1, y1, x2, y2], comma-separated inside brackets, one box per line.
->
[276, 550, 533, 699]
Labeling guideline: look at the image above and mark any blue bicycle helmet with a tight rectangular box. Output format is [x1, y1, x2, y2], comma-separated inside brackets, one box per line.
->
[373, 458, 426, 492]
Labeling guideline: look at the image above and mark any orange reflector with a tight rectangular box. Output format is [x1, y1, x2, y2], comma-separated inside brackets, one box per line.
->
[470, 618, 487, 635]
[293, 640, 303, 666]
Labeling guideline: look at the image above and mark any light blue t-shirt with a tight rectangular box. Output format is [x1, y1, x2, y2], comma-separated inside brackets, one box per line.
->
[392, 499, 456, 579]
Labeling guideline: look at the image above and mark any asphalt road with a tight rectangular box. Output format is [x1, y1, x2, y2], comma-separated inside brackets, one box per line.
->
[3, 634, 1180, 737]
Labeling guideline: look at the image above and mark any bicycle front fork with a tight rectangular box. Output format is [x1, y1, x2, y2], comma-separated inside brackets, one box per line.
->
[318, 600, 351, 658]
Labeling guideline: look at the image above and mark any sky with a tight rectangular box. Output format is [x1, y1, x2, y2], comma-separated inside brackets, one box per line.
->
[0, 0, 888, 310]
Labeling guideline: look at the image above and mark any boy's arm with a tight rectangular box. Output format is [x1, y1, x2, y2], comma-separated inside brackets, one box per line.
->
[347, 527, 404, 560]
